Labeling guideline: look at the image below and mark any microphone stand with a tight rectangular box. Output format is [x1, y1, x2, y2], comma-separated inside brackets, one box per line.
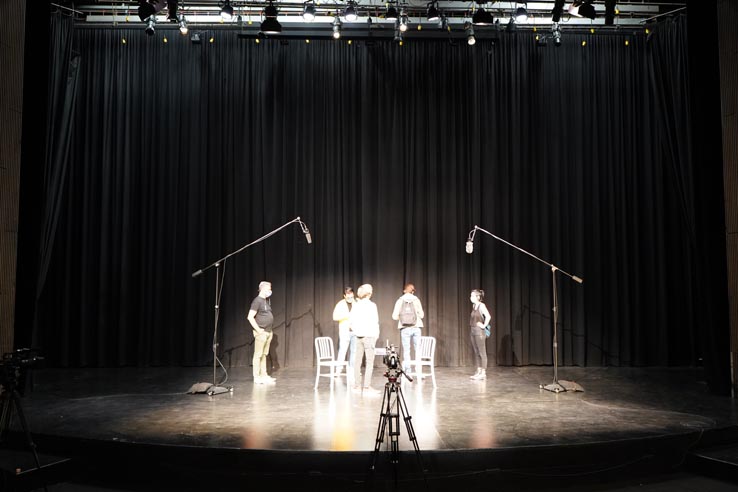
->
[467, 226, 584, 393]
[190, 217, 311, 396]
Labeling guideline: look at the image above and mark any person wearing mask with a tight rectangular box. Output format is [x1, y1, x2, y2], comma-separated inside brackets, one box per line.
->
[391, 283, 425, 375]
[247, 281, 276, 384]
[332, 287, 356, 378]
[350, 284, 380, 394]
[469, 289, 492, 380]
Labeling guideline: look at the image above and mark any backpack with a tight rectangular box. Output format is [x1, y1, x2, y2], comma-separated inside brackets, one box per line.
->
[399, 300, 417, 327]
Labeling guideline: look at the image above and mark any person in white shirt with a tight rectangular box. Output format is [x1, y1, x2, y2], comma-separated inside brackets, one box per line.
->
[332, 287, 356, 377]
[350, 284, 380, 393]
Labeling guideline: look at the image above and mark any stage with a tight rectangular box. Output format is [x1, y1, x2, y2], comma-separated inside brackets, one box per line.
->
[1, 365, 737, 490]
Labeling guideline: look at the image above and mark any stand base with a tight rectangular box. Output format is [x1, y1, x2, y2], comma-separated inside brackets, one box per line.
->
[187, 382, 233, 396]
[540, 380, 584, 393]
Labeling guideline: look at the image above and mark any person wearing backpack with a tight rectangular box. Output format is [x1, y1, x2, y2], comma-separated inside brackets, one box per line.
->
[391, 283, 425, 375]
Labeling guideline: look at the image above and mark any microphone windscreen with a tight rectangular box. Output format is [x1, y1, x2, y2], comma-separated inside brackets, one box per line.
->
[305, 232, 312, 244]
[465, 241, 474, 254]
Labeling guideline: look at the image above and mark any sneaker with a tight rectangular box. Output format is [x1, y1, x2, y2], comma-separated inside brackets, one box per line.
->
[262, 375, 276, 382]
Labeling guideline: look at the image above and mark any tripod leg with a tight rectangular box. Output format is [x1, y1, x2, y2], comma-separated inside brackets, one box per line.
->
[369, 384, 391, 473]
[395, 386, 429, 487]
[10, 392, 44, 473]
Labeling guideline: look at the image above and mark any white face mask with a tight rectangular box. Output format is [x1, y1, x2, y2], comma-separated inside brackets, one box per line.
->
[264, 290, 272, 298]
[345, 295, 354, 303]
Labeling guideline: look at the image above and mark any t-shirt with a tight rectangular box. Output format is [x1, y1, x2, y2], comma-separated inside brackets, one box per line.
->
[250, 296, 274, 330]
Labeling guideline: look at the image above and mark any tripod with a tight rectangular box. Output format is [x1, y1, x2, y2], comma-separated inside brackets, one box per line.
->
[1, 388, 48, 492]
[368, 367, 428, 489]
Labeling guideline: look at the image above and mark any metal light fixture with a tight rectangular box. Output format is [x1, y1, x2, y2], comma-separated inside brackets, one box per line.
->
[569, 1, 596, 19]
[515, 2, 528, 22]
[302, 1, 316, 21]
[344, 1, 358, 22]
[427, 2, 440, 22]
[399, 11, 409, 32]
[332, 16, 342, 39]
[467, 23, 476, 45]
[145, 16, 156, 35]
[261, 1, 282, 34]
[552, 22, 561, 46]
[220, 0, 234, 20]
[472, 7, 494, 25]
[178, 14, 188, 34]
[386, 3, 399, 21]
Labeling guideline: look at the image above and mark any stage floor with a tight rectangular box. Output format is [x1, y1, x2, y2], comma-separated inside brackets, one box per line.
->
[16, 366, 738, 452]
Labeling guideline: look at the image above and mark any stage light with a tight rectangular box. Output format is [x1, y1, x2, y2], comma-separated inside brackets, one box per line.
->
[552, 23, 561, 46]
[399, 12, 409, 32]
[569, 1, 595, 19]
[190, 32, 201, 43]
[261, 1, 282, 34]
[138, 0, 166, 22]
[393, 29, 402, 43]
[145, 16, 156, 35]
[178, 14, 188, 35]
[515, 2, 528, 22]
[472, 7, 494, 26]
[332, 16, 342, 39]
[467, 24, 476, 46]
[438, 14, 448, 31]
[605, 0, 616, 25]
[220, 0, 234, 20]
[344, 1, 358, 21]
[302, 1, 316, 22]
[386, 4, 398, 21]
[551, 0, 565, 22]
[506, 17, 516, 32]
[427, 1, 440, 22]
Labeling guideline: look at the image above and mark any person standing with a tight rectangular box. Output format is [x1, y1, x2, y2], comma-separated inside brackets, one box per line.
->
[391, 283, 424, 374]
[469, 289, 492, 380]
[247, 281, 276, 384]
[332, 287, 356, 377]
[350, 284, 380, 393]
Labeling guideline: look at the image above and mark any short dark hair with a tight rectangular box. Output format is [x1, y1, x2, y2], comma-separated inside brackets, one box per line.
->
[344, 286, 354, 295]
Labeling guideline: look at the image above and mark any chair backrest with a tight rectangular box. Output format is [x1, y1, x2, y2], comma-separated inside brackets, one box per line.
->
[314, 336, 335, 362]
[419, 336, 436, 361]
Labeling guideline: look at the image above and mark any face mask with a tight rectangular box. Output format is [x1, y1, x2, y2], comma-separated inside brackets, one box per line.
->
[264, 290, 272, 298]
[345, 295, 354, 303]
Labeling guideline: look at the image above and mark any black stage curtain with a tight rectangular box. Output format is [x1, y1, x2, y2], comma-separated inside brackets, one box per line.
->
[24, 14, 728, 381]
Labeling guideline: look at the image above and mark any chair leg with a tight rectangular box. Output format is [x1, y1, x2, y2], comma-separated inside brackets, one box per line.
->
[431, 365, 437, 388]
[314, 365, 321, 390]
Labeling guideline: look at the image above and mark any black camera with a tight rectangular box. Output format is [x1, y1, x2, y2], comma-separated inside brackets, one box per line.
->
[383, 343, 400, 370]
[0, 348, 43, 396]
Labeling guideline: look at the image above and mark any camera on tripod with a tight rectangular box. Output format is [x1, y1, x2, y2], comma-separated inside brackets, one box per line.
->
[0, 348, 43, 397]
[382, 342, 403, 382]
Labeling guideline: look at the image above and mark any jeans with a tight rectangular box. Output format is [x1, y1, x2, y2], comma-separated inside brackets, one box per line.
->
[400, 326, 421, 370]
[353, 336, 377, 388]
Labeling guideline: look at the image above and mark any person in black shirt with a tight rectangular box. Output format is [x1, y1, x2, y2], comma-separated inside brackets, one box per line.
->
[247, 281, 275, 384]
[469, 289, 492, 380]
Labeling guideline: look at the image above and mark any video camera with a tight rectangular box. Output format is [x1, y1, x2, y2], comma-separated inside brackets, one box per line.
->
[0, 348, 43, 396]
[382, 342, 412, 383]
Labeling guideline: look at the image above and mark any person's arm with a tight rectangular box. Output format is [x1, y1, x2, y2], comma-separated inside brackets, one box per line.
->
[479, 303, 491, 327]
[247, 301, 264, 333]
[333, 301, 348, 322]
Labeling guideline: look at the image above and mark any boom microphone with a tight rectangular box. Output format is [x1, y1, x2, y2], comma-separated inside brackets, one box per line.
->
[465, 240, 474, 254]
[297, 217, 312, 244]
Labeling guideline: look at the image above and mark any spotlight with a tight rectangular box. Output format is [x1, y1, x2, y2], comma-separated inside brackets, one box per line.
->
[145, 16, 156, 35]
[138, 0, 167, 22]
[536, 33, 547, 46]
[303, 1, 316, 22]
[466, 23, 476, 45]
[386, 4, 398, 21]
[190, 32, 202, 43]
[344, 1, 358, 22]
[472, 7, 494, 26]
[551, 0, 565, 22]
[393, 29, 402, 43]
[399, 12, 409, 32]
[438, 14, 448, 31]
[569, 1, 595, 19]
[332, 16, 342, 39]
[427, 2, 440, 22]
[178, 14, 188, 34]
[167, 0, 179, 21]
[261, 1, 282, 34]
[552, 23, 561, 46]
[220, 0, 234, 20]
[506, 17, 516, 32]
[604, 0, 616, 25]
[515, 2, 528, 22]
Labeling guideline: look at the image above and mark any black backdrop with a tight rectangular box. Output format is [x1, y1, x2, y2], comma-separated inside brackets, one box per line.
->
[20, 13, 728, 381]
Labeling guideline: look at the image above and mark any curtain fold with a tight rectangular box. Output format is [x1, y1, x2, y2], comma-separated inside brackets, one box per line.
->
[31, 16, 722, 373]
